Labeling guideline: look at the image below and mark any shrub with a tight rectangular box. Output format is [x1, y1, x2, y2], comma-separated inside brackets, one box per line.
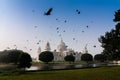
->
[64, 55, 75, 63]
[39, 51, 54, 63]
[81, 53, 93, 63]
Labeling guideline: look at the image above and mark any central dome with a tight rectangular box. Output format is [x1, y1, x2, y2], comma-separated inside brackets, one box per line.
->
[56, 39, 67, 52]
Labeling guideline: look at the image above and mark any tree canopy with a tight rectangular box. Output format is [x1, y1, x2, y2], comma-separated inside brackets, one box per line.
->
[0, 50, 22, 63]
[81, 53, 93, 63]
[113, 9, 120, 22]
[94, 54, 106, 62]
[64, 55, 75, 63]
[0, 50, 32, 69]
[39, 51, 54, 63]
[17, 52, 32, 69]
[99, 9, 120, 61]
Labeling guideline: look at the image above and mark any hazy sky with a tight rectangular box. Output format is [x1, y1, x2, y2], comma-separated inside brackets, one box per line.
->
[0, 0, 120, 58]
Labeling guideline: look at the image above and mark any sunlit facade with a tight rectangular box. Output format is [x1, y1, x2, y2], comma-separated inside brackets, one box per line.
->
[38, 39, 84, 62]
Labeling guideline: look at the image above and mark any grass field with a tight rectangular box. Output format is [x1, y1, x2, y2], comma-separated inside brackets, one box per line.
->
[0, 66, 120, 80]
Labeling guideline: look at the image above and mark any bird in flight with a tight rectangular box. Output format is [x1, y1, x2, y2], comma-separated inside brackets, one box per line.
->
[76, 9, 80, 14]
[44, 8, 53, 15]
[56, 18, 58, 20]
[73, 38, 75, 40]
[32, 10, 35, 12]
[82, 30, 84, 33]
[63, 30, 66, 32]
[30, 49, 32, 51]
[93, 45, 96, 48]
[56, 27, 59, 30]
[37, 42, 39, 45]
[64, 20, 67, 23]
[86, 25, 89, 28]
[34, 26, 38, 28]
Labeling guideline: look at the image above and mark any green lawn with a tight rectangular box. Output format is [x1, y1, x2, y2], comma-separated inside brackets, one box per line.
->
[0, 66, 120, 80]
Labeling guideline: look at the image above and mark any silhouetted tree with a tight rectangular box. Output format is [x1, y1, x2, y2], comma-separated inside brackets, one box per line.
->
[99, 9, 120, 61]
[8, 50, 22, 64]
[39, 51, 54, 64]
[113, 9, 120, 22]
[64, 55, 75, 63]
[0, 50, 22, 63]
[0, 50, 9, 63]
[81, 53, 93, 63]
[94, 54, 106, 62]
[17, 52, 32, 70]
[0, 50, 32, 70]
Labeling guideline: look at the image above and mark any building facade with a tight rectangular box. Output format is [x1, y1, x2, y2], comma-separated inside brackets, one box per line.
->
[37, 39, 84, 61]
[37, 39, 86, 62]
[53, 39, 82, 61]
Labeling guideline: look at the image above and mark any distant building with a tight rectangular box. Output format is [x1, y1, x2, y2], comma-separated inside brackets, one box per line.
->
[37, 39, 88, 62]
[53, 39, 82, 61]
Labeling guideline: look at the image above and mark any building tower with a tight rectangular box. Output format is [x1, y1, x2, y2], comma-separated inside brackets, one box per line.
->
[83, 44, 88, 54]
[44, 41, 51, 51]
[37, 47, 41, 62]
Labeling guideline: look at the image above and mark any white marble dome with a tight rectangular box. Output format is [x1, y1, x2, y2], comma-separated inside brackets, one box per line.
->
[56, 39, 67, 52]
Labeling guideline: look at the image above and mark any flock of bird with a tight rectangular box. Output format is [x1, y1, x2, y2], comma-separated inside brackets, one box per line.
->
[6, 7, 97, 51]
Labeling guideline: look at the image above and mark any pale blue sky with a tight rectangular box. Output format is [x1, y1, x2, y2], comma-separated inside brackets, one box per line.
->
[0, 0, 120, 58]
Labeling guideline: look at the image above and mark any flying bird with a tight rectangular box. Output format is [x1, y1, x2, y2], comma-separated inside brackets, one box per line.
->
[76, 9, 80, 14]
[63, 30, 66, 32]
[32, 10, 35, 12]
[82, 31, 84, 33]
[39, 40, 41, 42]
[86, 25, 89, 28]
[64, 20, 67, 23]
[34, 26, 38, 28]
[73, 38, 75, 40]
[76, 10, 79, 12]
[56, 27, 59, 30]
[56, 18, 58, 20]
[93, 45, 96, 48]
[37, 42, 39, 45]
[56, 18, 60, 22]
[44, 8, 53, 15]
[78, 11, 80, 14]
